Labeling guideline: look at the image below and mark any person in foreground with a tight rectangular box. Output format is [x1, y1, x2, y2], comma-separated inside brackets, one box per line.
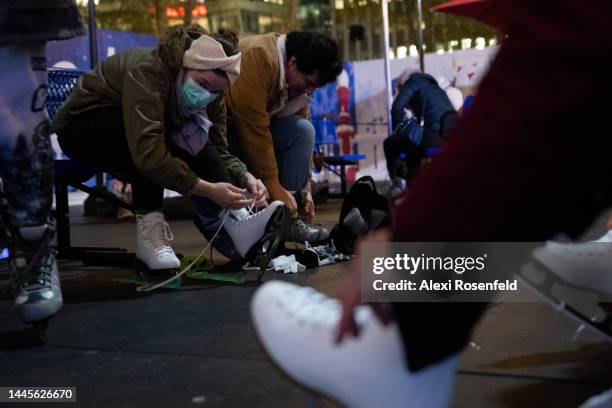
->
[250, 0, 612, 406]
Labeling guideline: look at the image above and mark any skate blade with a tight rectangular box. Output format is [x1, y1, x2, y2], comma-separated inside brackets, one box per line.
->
[245, 206, 290, 275]
[34, 318, 49, 345]
[517, 261, 612, 341]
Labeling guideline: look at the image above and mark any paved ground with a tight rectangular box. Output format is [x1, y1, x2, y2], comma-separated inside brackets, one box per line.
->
[1, 199, 612, 407]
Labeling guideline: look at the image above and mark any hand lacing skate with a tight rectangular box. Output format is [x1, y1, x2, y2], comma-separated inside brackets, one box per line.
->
[227, 201, 260, 223]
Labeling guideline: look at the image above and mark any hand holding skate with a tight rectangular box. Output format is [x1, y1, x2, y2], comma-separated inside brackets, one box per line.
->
[265, 179, 298, 213]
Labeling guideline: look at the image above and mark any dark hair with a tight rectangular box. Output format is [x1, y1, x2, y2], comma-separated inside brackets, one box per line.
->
[285, 31, 343, 86]
[210, 28, 240, 57]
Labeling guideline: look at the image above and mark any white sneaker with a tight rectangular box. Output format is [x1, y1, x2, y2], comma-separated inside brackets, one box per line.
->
[532, 239, 612, 296]
[251, 281, 459, 408]
[222, 201, 289, 259]
[136, 212, 180, 270]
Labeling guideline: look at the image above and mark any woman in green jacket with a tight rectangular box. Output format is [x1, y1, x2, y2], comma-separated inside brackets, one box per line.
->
[52, 25, 288, 273]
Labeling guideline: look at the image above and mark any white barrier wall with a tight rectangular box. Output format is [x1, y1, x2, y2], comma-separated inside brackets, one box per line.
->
[345, 47, 498, 184]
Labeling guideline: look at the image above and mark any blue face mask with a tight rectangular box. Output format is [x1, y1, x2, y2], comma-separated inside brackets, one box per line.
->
[181, 77, 217, 111]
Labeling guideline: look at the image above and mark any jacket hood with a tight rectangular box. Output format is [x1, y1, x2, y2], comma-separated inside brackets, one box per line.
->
[157, 24, 208, 80]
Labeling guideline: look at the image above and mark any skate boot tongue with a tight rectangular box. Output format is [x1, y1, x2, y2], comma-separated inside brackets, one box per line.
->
[229, 207, 251, 222]
[140, 212, 174, 252]
[13, 237, 54, 289]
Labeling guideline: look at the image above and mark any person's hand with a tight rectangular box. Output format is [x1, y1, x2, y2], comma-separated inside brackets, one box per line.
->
[241, 172, 269, 208]
[336, 228, 392, 343]
[265, 178, 298, 213]
[300, 191, 315, 223]
[191, 179, 252, 210]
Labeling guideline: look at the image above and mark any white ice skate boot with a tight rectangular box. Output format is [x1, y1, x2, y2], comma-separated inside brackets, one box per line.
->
[10, 223, 62, 324]
[135, 212, 180, 272]
[251, 281, 459, 408]
[221, 201, 289, 263]
[532, 239, 612, 297]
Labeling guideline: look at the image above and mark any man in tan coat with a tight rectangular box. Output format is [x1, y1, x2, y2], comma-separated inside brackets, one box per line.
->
[225, 31, 342, 242]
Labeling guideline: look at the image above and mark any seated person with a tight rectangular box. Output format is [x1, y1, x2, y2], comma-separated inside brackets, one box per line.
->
[51, 25, 289, 272]
[224, 31, 343, 243]
[385, 70, 460, 196]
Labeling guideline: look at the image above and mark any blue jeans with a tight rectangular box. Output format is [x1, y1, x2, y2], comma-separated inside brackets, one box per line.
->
[270, 115, 314, 191]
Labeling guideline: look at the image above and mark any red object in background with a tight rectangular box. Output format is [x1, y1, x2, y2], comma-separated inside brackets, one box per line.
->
[337, 87, 350, 113]
[336, 113, 357, 182]
[165, 5, 208, 18]
[337, 112, 354, 155]
[192, 5, 208, 17]
[431, 0, 504, 31]
[335, 72, 358, 182]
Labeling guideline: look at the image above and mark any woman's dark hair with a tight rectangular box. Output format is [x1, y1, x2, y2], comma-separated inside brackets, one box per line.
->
[210, 28, 240, 57]
[285, 31, 343, 85]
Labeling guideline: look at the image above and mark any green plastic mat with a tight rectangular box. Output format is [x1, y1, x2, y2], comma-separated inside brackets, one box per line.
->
[114, 256, 247, 289]
[182, 256, 246, 285]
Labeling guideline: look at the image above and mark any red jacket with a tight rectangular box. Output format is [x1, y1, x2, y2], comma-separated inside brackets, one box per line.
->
[392, 0, 612, 370]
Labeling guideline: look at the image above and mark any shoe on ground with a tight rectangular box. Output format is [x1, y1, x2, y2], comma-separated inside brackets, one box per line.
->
[284, 219, 330, 243]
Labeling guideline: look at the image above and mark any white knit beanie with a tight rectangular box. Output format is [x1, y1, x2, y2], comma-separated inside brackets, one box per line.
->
[183, 35, 241, 84]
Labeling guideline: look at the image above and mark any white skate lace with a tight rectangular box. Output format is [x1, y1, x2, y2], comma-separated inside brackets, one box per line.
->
[12, 234, 55, 292]
[141, 219, 175, 256]
[229, 201, 261, 223]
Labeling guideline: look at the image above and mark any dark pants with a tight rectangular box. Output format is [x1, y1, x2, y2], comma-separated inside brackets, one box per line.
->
[391, 0, 612, 372]
[56, 106, 230, 212]
[383, 112, 458, 178]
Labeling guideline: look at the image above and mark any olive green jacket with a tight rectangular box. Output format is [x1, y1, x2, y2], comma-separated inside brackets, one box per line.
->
[51, 26, 247, 194]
